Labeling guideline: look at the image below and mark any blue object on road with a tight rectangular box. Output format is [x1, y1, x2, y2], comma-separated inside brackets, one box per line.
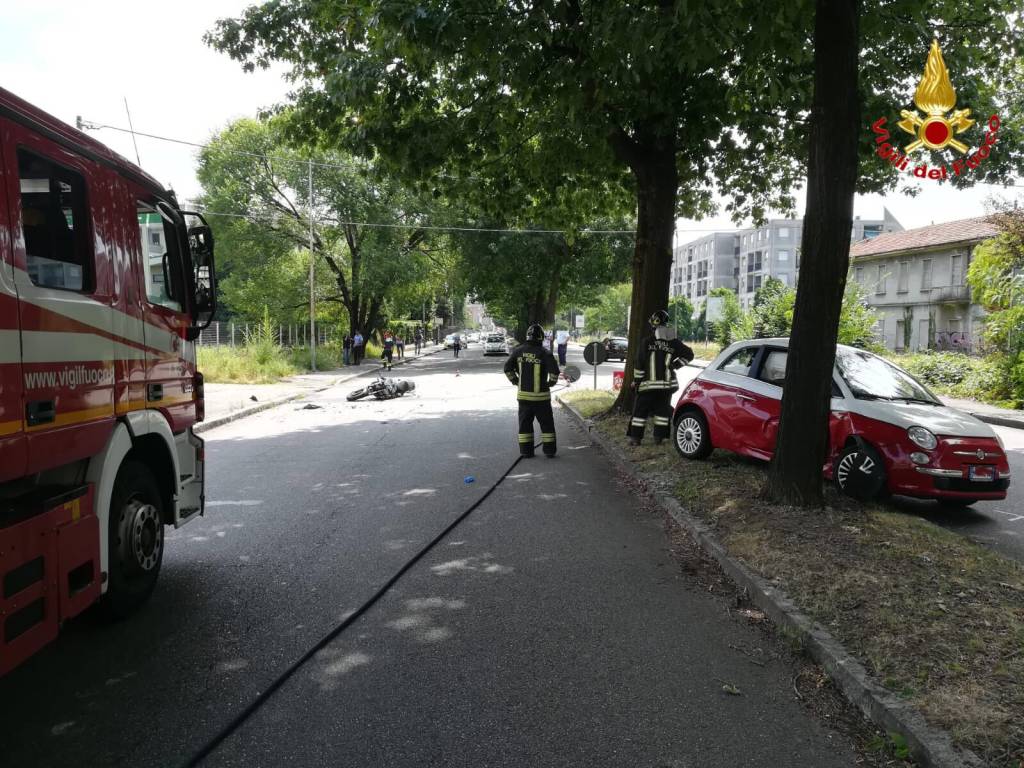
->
[464, 476, 475, 484]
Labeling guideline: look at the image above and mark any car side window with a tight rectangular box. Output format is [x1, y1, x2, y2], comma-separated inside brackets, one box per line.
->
[757, 350, 788, 387]
[18, 149, 93, 292]
[718, 347, 757, 376]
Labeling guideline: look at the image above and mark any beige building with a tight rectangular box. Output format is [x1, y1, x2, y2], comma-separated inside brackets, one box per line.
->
[672, 211, 903, 310]
[848, 217, 998, 353]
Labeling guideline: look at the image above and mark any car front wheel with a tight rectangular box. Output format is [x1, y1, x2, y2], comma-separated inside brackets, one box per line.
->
[674, 410, 712, 459]
[834, 442, 887, 501]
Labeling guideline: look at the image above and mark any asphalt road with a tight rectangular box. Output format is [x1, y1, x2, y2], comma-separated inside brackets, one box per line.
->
[563, 344, 1024, 562]
[0, 346, 859, 768]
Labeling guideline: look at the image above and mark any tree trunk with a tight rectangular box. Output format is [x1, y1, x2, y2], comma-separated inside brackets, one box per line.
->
[609, 135, 678, 412]
[764, 0, 860, 506]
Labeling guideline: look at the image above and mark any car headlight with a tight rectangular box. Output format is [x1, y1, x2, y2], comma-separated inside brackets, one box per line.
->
[907, 426, 937, 451]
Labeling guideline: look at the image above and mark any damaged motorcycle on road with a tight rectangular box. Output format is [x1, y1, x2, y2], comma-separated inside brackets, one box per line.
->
[346, 373, 416, 402]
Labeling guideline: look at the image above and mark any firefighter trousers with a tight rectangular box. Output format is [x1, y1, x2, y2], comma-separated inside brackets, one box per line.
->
[627, 389, 672, 442]
[518, 399, 556, 457]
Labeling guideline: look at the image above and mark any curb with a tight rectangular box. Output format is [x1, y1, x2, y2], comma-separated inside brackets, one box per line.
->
[195, 346, 442, 434]
[971, 412, 1024, 431]
[556, 396, 982, 768]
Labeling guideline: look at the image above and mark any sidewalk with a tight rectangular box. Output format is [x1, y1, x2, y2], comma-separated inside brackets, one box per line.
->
[940, 394, 1024, 430]
[198, 344, 441, 433]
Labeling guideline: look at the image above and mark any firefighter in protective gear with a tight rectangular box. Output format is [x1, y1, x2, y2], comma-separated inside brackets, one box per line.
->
[504, 323, 560, 457]
[628, 309, 694, 446]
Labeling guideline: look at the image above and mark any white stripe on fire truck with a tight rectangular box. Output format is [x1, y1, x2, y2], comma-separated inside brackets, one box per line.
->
[20, 331, 147, 363]
[12, 267, 180, 355]
[0, 329, 20, 364]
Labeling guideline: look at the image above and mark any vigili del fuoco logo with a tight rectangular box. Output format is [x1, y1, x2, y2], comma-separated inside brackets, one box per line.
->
[870, 40, 1000, 180]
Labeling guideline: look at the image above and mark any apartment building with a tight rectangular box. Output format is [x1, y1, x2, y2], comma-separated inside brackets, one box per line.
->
[670, 232, 737, 300]
[672, 209, 903, 309]
[848, 217, 998, 353]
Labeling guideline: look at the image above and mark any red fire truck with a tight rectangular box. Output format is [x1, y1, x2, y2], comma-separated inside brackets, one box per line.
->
[0, 87, 216, 675]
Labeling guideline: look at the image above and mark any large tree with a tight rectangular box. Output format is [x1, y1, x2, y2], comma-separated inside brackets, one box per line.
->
[196, 117, 448, 339]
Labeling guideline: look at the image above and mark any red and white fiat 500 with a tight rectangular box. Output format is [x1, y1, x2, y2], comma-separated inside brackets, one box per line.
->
[672, 338, 1010, 504]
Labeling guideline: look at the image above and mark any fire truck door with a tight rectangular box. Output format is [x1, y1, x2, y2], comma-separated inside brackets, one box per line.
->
[6, 136, 116, 475]
[0, 121, 27, 482]
[138, 203, 192, 433]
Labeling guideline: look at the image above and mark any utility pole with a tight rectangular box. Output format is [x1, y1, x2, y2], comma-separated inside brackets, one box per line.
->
[308, 159, 316, 371]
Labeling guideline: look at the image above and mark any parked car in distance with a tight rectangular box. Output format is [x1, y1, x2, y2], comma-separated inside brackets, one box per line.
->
[672, 338, 1010, 505]
[483, 333, 509, 356]
[443, 334, 458, 349]
[603, 336, 629, 361]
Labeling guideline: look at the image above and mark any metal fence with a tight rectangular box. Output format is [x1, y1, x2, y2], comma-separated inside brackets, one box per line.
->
[196, 320, 341, 348]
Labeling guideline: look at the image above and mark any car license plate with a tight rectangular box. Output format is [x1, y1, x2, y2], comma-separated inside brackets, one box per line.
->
[968, 465, 996, 482]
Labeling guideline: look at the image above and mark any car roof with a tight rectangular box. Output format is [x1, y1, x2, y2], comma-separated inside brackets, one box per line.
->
[719, 337, 860, 355]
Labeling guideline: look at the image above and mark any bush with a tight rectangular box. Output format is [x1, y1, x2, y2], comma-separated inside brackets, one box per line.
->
[900, 351, 976, 388]
[898, 351, 1019, 407]
[198, 345, 298, 383]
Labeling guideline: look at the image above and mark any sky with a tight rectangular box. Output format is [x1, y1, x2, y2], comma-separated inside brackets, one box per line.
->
[1, 2, 1020, 243]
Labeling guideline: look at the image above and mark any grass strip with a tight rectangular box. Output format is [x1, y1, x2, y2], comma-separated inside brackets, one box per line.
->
[562, 390, 1024, 768]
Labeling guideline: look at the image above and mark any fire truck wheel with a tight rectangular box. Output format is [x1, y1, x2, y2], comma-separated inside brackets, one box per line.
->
[104, 460, 165, 618]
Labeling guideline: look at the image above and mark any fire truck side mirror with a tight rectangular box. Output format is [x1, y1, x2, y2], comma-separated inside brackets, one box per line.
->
[187, 224, 216, 330]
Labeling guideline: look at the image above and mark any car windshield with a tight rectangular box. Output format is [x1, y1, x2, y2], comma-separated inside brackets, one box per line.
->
[487, 335, 503, 342]
[610, 338, 626, 344]
[834, 347, 939, 404]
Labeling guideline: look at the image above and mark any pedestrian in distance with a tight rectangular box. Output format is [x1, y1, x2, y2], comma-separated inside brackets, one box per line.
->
[414, 327, 423, 355]
[627, 310, 694, 446]
[453, 333, 462, 358]
[382, 333, 395, 370]
[555, 327, 569, 367]
[353, 330, 364, 365]
[504, 323, 560, 458]
[396, 332, 405, 360]
[342, 333, 353, 366]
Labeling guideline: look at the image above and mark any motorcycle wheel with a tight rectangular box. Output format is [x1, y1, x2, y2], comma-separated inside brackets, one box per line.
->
[346, 388, 370, 401]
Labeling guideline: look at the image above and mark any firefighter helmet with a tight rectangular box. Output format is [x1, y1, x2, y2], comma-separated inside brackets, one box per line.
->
[526, 323, 545, 341]
[649, 309, 670, 327]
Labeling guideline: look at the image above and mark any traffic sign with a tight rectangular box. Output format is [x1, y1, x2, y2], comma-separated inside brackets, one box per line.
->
[583, 341, 607, 366]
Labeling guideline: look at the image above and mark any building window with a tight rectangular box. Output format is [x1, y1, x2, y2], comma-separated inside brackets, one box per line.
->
[795, 248, 801, 268]
[921, 259, 933, 290]
[150, 230, 161, 247]
[778, 227, 789, 239]
[18, 150, 93, 292]
[777, 250, 788, 262]
[896, 319, 906, 351]
[779, 273, 789, 287]
[875, 264, 887, 295]
[897, 260, 909, 293]
[854, 266, 863, 285]
[951, 254, 963, 285]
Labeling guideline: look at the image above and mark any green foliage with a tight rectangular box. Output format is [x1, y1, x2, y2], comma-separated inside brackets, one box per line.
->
[708, 288, 748, 346]
[837, 280, 883, 350]
[969, 235, 1024, 354]
[197, 345, 298, 384]
[745, 277, 880, 349]
[751, 277, 795, 338]
[196, 117, 453, 338]
[582, 283, 632, 336]
[900, 351, 978, 388]
[667, 295, 696, 339]
[896, 352, 1017, 407]
[968, 219, 1024, 405]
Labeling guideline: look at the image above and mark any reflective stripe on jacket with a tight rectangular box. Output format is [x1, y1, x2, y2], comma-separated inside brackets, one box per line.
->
[504, 341, 560, 401]
[633, 335, 694, 392]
